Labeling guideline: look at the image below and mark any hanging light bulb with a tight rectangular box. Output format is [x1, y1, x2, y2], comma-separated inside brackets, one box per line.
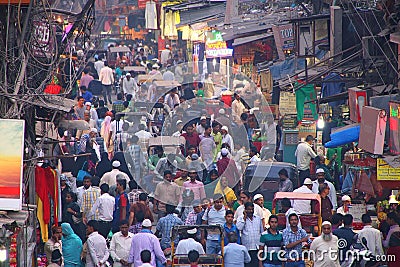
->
[317, 116, 325, 129]
[0, 246, 7, 262]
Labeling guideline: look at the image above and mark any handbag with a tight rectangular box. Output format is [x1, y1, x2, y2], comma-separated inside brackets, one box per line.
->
[77, 162, 91, 182]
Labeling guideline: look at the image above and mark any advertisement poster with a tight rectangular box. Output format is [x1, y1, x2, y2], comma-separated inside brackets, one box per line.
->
[389, 101, 400, 155]
[0, 119, 25, 210]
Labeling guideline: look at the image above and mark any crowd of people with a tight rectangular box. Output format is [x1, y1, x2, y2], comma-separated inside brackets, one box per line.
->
[44, 41, 400, 267]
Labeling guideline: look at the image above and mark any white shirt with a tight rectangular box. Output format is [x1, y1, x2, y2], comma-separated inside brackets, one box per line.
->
[86, 231, 110, 267]
[94, 61, 104, 76]
[135, 130, 153, 140]
[162, 70, 175, 81]
[90, 108, 99, 122]
[88, 193, 115, 221]
[292, 185, 314, 214]
[336, 206, 349, 215]
[236, 215, 264, 250]
[312, 180, 337, 209]
[100, 169, 130, 187]
[294, 142, 317, 171]
[175, 238, 205, 255]
[139, 264, 154, 267]
[222, 133, 234, 150]
[99, 66, 114, 85]
[310, 234, 340, 267]
[160, 49, 171, 65]
[123, 77, 138, 96]
[234, 204, 264, 223]
[357, 225, 384, 256]
[250, 155, 261, 164]
[164, 94, 180, 110]
[110, 231, 134, 266]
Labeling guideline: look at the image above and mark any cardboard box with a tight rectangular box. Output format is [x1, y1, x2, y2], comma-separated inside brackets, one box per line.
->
[359, 106, 387, 155]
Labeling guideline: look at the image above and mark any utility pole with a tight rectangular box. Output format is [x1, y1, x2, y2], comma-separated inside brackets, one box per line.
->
[224, 0, 238, 25]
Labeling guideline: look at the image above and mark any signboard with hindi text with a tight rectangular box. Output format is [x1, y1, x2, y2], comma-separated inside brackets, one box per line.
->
[377, 158, 400, 180]
[279, 92, 296, 115]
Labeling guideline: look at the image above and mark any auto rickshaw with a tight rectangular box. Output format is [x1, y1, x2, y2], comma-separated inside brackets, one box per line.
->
[272, 192, 322, 235]
[170, 225, 224, 267]
[124, 66, 147, 75]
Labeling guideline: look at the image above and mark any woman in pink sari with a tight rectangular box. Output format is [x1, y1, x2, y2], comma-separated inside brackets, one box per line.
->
[100, 116, 113, 159]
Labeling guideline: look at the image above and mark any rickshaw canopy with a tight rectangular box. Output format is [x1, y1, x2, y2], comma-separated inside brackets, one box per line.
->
[109, 46, 131, 53]
[124, 66, 146, 73]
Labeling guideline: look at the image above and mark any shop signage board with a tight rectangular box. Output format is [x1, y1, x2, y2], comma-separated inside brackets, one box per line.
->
[272, 24, 295, 60]
[0, 119, 25, 210]
[279, 92, 296, 116]
[32, 21, 56, 58]
[377, 158, 400, 180]
[205, 30, 233, 58]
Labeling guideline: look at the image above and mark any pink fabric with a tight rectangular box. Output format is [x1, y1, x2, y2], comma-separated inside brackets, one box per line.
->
[183, 180, 206, 201]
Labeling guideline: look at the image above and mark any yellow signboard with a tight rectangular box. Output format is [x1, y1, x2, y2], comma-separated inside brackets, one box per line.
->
[377, 158, 400, 180]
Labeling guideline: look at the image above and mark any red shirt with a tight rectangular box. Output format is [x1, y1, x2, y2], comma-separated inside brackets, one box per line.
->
[216, 157, 240, 187]
[181, 132, 201, 153]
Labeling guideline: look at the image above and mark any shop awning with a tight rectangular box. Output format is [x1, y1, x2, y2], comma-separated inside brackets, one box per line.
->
[176, 3, 225, 27]
[232, 33, 273, 46]
[33, 95, 76, 113]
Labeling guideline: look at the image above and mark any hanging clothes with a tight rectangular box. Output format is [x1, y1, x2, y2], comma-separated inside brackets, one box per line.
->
[145, 1, 157, 30]
[295, 82, 318, 121]
[321, 72, 346, 107]
[35, 166, 60, 242]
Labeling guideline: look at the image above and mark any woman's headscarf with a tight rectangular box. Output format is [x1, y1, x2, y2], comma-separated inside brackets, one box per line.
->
[61, 223, 83, 266]
[214, 177, 237, 206]
[100, 116, 112, 138]
[96, 152, 112, 178]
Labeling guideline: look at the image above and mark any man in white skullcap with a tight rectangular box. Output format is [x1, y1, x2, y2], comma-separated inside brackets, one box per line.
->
[310, 221, 340, 267]
[292, 178, 314, 214]
[100, 160, 130, 187]
[337, 195, 351, 215]
[175, 228, 204, 258]
[312, 168, 337, 209]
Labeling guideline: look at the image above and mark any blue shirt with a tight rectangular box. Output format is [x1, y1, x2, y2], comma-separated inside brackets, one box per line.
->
[156, 214, 183, 250]
[223, 223, 241, 245]
[82, 91, 93, 103]
[282, 227, 311, 260]
[223, 243, 251, 267]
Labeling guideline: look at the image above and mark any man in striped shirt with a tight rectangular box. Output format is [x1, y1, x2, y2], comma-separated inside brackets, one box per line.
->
[81, 176, 101, 223]
[259, 215, 283, 267]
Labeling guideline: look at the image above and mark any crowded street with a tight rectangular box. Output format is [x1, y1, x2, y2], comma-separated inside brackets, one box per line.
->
[1, 0, 400, 267]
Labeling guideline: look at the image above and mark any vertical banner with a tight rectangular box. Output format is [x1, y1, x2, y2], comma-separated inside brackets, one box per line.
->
[0, 119, 25, 210]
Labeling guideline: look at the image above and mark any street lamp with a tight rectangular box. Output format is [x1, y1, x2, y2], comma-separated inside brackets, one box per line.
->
[317, 116, 325, 129]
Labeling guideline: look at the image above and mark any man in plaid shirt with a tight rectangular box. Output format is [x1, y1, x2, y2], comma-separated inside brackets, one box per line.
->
[185, 200, 203, 225]
[282, 213, 312, 266]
